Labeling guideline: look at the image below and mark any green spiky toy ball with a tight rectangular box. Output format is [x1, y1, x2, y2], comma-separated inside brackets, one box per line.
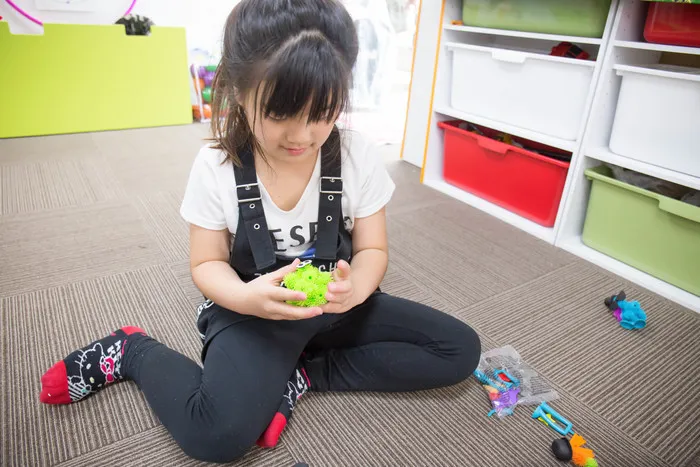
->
[283, 263, 333, 307]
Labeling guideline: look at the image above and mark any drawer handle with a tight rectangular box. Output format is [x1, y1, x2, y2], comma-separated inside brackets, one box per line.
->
[491, 49, 527, 64]
[658, 198, 700, 223]
[477, 137, 508, 155]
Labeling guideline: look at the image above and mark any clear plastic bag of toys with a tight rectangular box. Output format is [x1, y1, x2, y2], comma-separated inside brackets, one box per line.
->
[475, 345, 559, 418]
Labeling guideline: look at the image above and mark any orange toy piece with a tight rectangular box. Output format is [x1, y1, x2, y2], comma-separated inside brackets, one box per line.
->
[192, 104, 212, 120]
[570, 434, 596, 467]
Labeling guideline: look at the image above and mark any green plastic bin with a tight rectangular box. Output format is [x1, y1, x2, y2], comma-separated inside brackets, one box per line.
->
[582, 166, 700, 296]
[462, 0, 612, 38]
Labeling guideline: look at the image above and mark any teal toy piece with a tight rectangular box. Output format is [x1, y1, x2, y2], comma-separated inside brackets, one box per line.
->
[532, 402, 574, 436]
[474, 369, 507, 391]
[605, 290, 647, 329]
[618, 300, 647, 330]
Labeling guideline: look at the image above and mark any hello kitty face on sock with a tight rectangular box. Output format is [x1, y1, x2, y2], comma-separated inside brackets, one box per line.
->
[68, 344, 102, 399]
[66, 340, 125, 401]
[67, 374, 91, 401]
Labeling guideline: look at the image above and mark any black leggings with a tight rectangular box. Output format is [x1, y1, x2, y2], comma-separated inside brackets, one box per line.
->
[123, 293, 481, 463]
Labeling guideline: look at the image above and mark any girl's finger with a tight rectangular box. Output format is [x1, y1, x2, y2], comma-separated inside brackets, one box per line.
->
[270, 303, 323, 320]
[327, 280, 351, 294]
[333, 260, 352, 280]
[321, 302, 343, 314]
[269, 258, 301, 282]
[270, 286, 307, 303]
[325, 291, 351, 303]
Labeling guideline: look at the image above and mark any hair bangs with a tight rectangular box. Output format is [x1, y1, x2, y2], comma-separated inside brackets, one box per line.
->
[256, 34, 350, 123]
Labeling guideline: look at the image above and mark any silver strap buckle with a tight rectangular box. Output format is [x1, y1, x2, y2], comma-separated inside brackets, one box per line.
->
[236, 182, 262, 203]
[320, 176, 342, 194]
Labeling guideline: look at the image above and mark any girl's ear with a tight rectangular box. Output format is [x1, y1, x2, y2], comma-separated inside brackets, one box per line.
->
[233, 88, 255, 115]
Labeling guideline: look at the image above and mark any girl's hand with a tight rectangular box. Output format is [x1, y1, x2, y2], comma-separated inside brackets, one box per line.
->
[239, 259, 324, 320]
[322, 260, 359, 314]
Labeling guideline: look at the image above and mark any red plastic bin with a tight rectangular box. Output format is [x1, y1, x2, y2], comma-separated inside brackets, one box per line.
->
[644, 3, 700, 48]
[438, 120, 570, 227]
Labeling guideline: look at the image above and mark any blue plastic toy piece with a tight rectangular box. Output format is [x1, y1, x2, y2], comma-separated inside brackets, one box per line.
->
[532, 402, 574, 436]
[618, 300, 647, 330]
[488, 406, 515, 417]
[605, 290, 647, 330]
[473, 369, 506, 391]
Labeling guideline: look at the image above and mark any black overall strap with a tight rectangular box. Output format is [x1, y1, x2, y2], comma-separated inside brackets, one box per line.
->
[314, 127, 343, 261]
[233, 145, 276, 270]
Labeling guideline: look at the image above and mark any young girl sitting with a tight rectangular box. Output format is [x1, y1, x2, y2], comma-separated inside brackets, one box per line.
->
[39, 0, 481, 462]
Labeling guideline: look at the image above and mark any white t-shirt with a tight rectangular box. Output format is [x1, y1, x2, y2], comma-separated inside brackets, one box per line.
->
[179, 130, 395, 260]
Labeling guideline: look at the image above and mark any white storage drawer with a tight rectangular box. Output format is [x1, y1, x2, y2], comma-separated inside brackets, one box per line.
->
[447, 43, 595, 141]
[609, 64, 700, 178]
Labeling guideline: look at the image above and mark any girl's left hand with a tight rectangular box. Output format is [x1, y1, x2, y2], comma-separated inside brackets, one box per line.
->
[322, 260, 359, 314]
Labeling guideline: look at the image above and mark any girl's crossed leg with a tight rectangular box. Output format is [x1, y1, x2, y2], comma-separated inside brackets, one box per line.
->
[39, 294, 480, 463]
[41, 312, 326, 463]
[304, 293, 481, 393]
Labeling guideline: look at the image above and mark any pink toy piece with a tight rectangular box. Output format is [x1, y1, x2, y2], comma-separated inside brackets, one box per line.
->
[4, 0, 138, 27]
[613, 308, 622, 322]
[4, 0, 41, 25]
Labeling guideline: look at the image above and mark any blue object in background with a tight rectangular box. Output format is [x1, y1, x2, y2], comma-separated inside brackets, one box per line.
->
[532, 402, 574, 437]
[618, 300, 647, 330]
[605, 290, 647, 330]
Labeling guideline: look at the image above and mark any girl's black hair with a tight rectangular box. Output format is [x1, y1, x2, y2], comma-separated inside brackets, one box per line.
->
[210, 0, 359, 166]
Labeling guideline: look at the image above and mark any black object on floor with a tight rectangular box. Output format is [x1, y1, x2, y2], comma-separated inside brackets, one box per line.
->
[552, 437, 573, 461]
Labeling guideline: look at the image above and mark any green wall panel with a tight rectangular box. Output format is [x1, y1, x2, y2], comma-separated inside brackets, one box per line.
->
[0, 22, 192, 138]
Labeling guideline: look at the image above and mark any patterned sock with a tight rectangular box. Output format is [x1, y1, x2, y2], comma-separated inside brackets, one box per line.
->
[256, 361, 311, 448]
[40, 326, 146, 404]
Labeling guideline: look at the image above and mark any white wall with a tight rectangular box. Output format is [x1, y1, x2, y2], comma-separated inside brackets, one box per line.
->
[402, 0, 441, 168]
[0, 0, 237, 54]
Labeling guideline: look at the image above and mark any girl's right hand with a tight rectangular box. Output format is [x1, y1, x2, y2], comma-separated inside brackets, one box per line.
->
[238, 258, 324, 320]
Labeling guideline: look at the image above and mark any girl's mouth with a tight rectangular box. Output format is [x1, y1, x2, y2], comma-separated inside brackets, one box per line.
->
[284, 147, 307, 156]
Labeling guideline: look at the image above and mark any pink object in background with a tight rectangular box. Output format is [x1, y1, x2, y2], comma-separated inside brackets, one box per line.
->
[3, 0, 138, 27]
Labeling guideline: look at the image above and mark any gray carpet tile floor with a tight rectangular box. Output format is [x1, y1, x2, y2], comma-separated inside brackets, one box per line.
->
[1, 124, 698, 467]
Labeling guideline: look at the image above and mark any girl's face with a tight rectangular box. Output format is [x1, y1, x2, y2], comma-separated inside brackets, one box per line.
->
[241, 93, 336, 165]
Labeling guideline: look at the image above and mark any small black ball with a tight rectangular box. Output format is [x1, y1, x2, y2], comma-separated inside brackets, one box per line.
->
[552, 437, 573, 461]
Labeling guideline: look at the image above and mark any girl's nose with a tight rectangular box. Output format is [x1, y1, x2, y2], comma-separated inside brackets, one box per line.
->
[285, 119, 312, 146]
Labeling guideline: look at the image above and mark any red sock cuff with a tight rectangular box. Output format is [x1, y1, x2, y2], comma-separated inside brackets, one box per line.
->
[256, 412, 288, 448]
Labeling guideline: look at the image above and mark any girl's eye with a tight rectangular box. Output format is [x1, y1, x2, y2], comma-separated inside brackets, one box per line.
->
[267, 114, 286, 122]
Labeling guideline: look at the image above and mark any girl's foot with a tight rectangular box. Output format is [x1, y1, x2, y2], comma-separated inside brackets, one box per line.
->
[256, 361, 311, 448]
[40, 326, 146, 404]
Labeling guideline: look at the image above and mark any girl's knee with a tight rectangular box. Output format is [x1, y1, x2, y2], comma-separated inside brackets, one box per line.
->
[176, 423, 257, 463]
[457, 323, 482, 376]
[444, 320, 482, 384]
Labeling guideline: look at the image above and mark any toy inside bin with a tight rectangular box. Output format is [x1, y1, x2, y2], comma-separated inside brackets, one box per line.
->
[191, 64, 217, 122]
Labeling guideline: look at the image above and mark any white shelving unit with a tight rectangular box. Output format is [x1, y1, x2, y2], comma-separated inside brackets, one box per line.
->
[414, 0, 700, 312]
[557, 0, 700, 312]
[420, 0, 616, 244]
